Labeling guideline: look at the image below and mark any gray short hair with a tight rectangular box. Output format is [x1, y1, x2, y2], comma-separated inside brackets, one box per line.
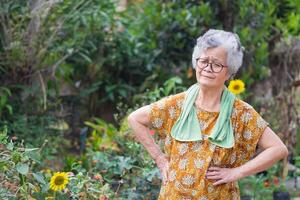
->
[192, 29, 244, 78]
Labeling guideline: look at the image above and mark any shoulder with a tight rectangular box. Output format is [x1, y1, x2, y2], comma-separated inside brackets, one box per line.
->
[150, 91, 186, 110]
[164, 91, 186, 102]
[232, 98, 269, 128]
[148, 91, 186, 137]
[233, 98, 254, 112]
[232, 98, 255, 117]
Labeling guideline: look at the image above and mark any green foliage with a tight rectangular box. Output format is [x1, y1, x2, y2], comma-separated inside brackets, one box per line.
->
[236, 0, 276, 85]
[85, 136, 161, 199]
[239, 163, 288, 199]
[1, 0, 299, 198]
[0, 126, 114, 199]
[0, 126, 43, 198]
[136, 76, 186, 105]
[84, 117, 120, 151]
[79, 116, 161, 198]
[1, 0, 299, 117]
[295, 156, 300, 177]
[0, 87, 12, 118]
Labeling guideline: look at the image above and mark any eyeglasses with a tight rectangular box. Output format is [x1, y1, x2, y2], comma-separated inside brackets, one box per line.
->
[196, 58, 227, 73]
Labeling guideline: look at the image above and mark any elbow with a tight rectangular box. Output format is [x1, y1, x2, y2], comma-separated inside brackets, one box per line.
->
[127, 112, 136, 126]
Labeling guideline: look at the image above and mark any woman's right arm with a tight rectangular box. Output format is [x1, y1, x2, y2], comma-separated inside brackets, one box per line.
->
[127, 105, 170, 185]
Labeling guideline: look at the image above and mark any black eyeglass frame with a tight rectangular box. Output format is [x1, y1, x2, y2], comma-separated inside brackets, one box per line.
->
[196, 58, 228, 73]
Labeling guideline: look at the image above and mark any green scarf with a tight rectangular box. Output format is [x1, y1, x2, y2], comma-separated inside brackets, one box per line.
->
[170, 83, 235, 148]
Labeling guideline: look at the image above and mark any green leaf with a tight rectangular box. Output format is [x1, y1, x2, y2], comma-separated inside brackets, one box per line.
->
[41, 183, 50, 193]
[33, 172, 46, 185]
[143, 168, 160, 182]
[16, 163, 29, 175]
[78, 52, 92, 63]
[5, 105, 13, 115]
[0, 133, 8, 144]
[24, 148, 39, 152]
[7, 141, 14, 150]
[287, 12, 300, 32]
[117, 156, 134, 172]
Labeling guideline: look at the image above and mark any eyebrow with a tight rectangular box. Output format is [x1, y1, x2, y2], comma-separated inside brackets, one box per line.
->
[199, 57, 222, 63]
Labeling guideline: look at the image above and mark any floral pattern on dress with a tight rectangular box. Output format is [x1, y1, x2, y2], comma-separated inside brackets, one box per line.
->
[182, 174, 196, 186]
[179, 158, 189, 170]
[194, 158, 205, 169]
[148, 91, 269, 200]
[152, 117, 163, 128]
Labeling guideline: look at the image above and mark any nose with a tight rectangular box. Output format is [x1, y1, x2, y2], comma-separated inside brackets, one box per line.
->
[201, 63, 213, 73]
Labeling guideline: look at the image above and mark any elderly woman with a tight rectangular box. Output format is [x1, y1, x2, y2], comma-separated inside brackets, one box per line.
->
[127, 29, 288, 199]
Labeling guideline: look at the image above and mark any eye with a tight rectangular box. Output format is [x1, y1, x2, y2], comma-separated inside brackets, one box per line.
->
[198, 59, 208, 64]
[213, 63, 222, 68]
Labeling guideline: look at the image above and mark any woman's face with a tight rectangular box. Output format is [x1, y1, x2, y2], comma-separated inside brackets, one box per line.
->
[195, 46, 229, 88]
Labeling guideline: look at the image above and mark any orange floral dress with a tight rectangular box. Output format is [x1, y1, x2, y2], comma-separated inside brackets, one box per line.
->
[149, 91, 269, 200]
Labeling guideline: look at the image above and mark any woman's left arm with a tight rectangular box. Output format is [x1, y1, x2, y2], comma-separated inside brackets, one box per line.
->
[206, 127, 289, 185]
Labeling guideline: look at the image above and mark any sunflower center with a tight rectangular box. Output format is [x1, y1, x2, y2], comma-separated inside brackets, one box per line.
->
[233, 85, 240, 90]
[54, 176, 65, 185]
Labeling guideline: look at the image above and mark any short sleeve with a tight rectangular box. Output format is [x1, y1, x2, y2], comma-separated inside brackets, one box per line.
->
[240, 104, 270, 159]
[148, 92, 185, 139]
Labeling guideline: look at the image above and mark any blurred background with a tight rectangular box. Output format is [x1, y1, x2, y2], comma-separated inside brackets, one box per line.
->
[0, 0, 299, 199]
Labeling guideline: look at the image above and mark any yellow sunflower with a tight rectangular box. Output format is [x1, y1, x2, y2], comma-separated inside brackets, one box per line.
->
[228, 79, 245, 95]
[49, 172, 69, 191]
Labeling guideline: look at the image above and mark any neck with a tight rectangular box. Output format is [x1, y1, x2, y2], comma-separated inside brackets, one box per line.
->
[195, 84, 225, 112]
